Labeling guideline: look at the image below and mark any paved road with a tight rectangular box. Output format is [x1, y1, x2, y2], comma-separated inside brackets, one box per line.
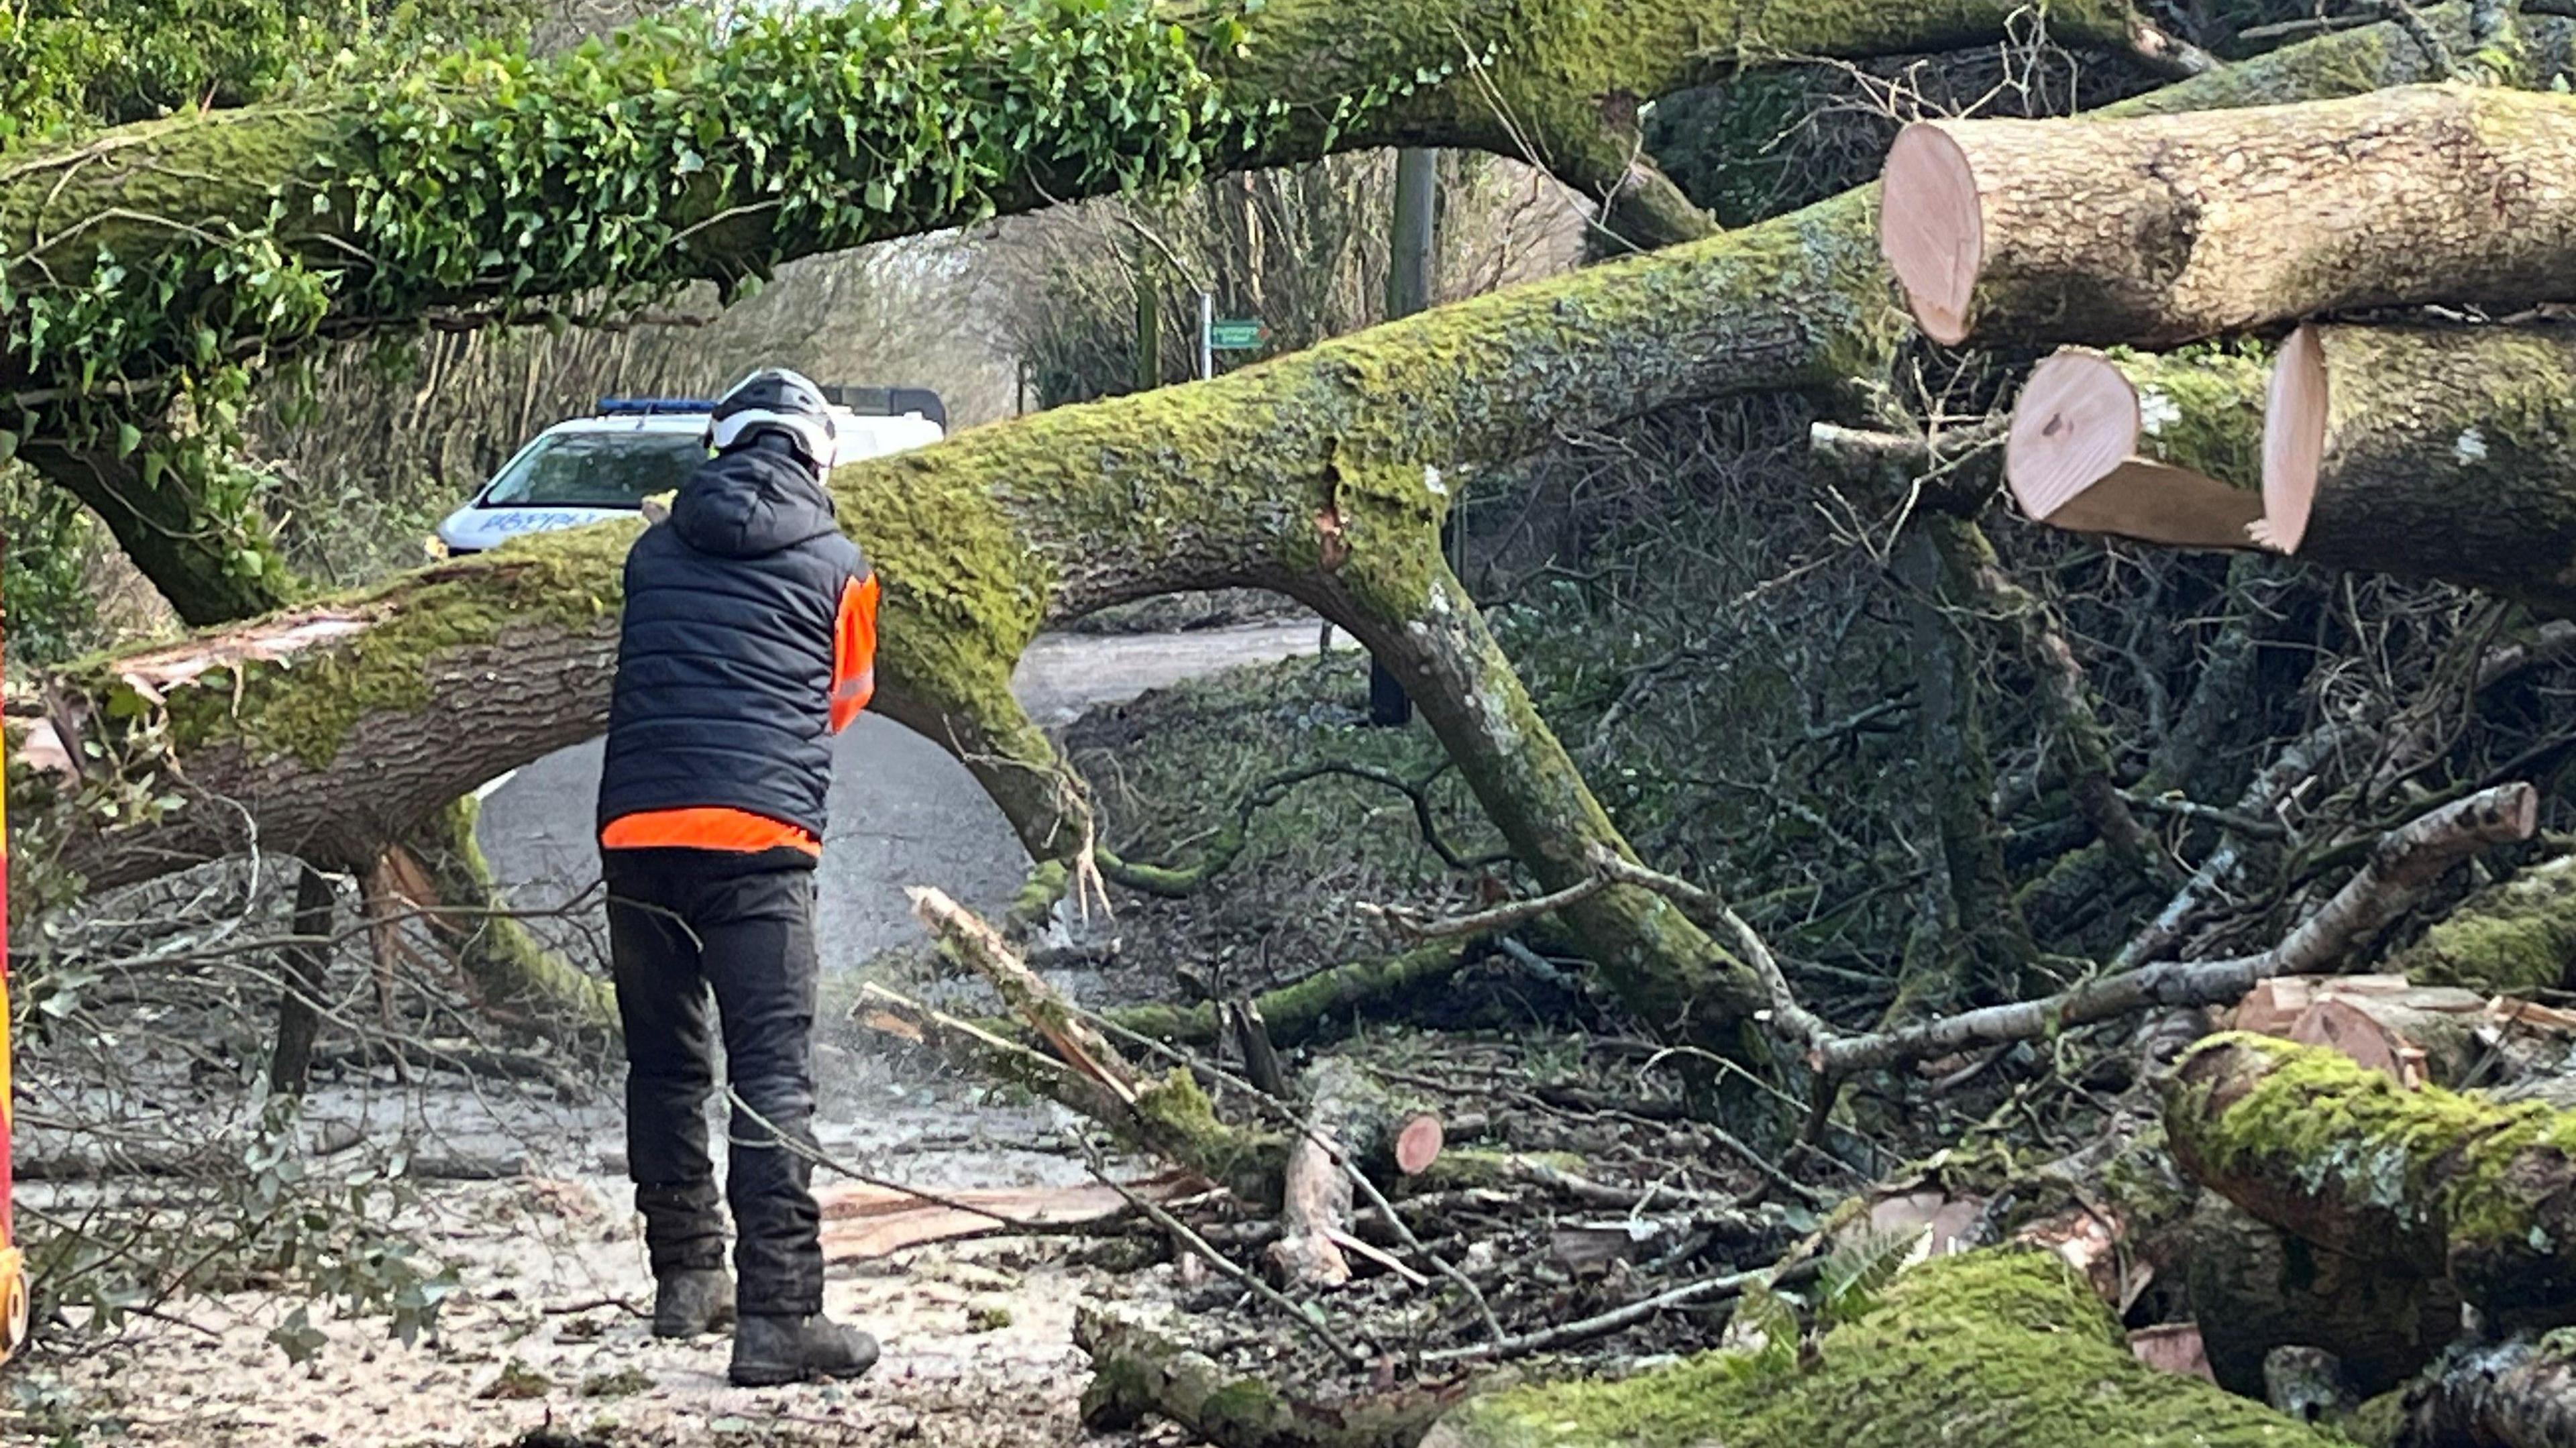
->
[476, 619, 1340, 970]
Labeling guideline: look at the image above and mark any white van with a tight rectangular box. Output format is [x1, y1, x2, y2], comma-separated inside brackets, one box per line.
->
[434, 388, 945, 555]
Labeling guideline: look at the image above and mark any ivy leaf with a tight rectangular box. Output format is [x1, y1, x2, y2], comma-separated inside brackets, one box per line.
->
[115, 422, 142, 458]
[863, 178, 894, 212]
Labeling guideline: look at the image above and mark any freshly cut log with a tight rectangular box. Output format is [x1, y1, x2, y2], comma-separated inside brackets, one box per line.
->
[2258, 323, 2576, 615]
[1267, 1056, 1440, 1289]
[2003, 347, 2267, 549]
[2225, 975, 2493, 1089]
[2165, 1035, 2576, 1330]
[1883, 85, 2576, 349]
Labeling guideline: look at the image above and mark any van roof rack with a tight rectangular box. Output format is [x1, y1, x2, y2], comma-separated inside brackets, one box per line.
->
[595, 397, 714, 416]
[818, 385, 947, 431]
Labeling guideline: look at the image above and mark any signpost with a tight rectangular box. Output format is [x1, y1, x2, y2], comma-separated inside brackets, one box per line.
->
[1208, 317, 1267, 351]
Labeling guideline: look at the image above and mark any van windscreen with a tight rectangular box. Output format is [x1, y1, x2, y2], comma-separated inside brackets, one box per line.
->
[484, 433, 706, 506]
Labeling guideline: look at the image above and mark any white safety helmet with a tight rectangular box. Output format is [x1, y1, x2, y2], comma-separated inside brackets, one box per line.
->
[705, 367, 837, 473]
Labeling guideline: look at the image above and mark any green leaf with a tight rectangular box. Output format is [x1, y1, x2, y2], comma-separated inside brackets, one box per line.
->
[115, 422, 142, 458]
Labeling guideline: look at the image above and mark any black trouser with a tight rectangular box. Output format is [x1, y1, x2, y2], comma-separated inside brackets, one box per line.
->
[602, 846, 824, 1319]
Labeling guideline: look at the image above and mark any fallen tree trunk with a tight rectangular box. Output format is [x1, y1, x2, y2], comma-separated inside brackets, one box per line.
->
[2258, 323, 2576, 616]
[2386, 855, 2576, 997]
[2165, 1034, 2576, 1331]
[1424, 1251, 2325, 1448]
[12, 15, 2518, 1048]
[1103, 940, 1483, 1049]
[1077, 1304, 1473, 1448]
[1883, 85, 2576, 349]
[0, 0, 2161, 412]
[2003, 346, 2269, 549]
[1268, 1055, 1440, 1288]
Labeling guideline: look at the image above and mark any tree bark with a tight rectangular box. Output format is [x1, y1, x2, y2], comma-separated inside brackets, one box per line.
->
[2401, 1335, 2576, 1448]
[2165, 1034, 2576, 1331]
[2004, 345, 2269, 549]
[1077, 1303, 1470, 1448]
[1883, 85, 2576, 349]
[2257, 323, 2576, 616]
[2186, 1192, 2463, 1400]
[268, 862, 337, 1098]
[1424, 1251, 2326, 1448]
[1267, 1055, 1434, 1289]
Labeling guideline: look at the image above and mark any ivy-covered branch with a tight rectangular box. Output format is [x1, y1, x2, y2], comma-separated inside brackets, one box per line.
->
[0, 0, 2154, 448]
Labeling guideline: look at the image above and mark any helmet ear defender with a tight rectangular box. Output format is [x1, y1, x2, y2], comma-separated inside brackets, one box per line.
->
[705, 367, 838, 472]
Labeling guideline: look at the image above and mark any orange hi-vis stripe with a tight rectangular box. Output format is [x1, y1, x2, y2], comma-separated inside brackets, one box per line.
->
[600, 807, 821, 855]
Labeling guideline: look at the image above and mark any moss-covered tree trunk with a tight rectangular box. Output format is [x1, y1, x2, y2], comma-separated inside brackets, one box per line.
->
[0, 0, 2159, 410]
[2165, 1034, 2576, 1332]
[2259, 323, 2576, 616]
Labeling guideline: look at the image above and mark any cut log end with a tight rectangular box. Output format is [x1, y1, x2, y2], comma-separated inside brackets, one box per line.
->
[1880, 123, 1981, 347]
[1393, 1112, 1444, 1176]
[2005, 349, 2265, 550]
[2261, 325, 2327, 556]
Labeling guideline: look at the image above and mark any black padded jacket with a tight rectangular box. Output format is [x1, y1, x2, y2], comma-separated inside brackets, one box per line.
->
[595, 436, 868, 842]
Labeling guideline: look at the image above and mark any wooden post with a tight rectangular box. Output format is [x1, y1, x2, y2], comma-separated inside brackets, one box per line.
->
[1133, 242, 1161, 395]
[1369, 148, 1440, 728]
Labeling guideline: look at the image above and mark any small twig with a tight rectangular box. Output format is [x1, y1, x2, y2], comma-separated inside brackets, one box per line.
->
[1420, 1257, 1822, 1364]
[1360, 874, 1610, 941]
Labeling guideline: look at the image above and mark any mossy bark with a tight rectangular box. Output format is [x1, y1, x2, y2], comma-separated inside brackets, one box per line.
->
[2164, 1034, 2576, 1331]
[1426, 1250, 2328, 1448]
[1104, 940, 1479, 1048]
[2385, 854, 2576, 995]
[1076, 1303, 1476, 1448]
[403, 796, 617, 1041]
[0, 0, 2147, 401]
[2266, 323, 2576, 617]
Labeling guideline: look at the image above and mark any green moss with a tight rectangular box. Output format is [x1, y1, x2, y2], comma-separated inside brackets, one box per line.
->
[2169, 1034, 2576, 1258]
[2392, 855, 2576, 994]
[1130, 1067, 1287, 1205]
[1439, 1251, 2322, 1448]
[2109, 343, 2271, 488]
[151, 517, 634, 767]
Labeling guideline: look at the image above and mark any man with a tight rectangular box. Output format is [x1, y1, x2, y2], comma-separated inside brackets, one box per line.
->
[595, 368, 881, 1386]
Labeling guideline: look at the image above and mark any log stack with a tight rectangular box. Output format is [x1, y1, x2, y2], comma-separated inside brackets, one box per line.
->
[1880, 86, 2576, 621]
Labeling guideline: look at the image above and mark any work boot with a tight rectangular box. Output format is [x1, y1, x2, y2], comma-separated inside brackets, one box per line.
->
[653, 1268, 737, 1339]
[729, 1313, 879, 1387]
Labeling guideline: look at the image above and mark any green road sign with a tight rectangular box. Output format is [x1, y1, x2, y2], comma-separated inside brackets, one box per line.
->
[1209, 318, 1266, 350]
